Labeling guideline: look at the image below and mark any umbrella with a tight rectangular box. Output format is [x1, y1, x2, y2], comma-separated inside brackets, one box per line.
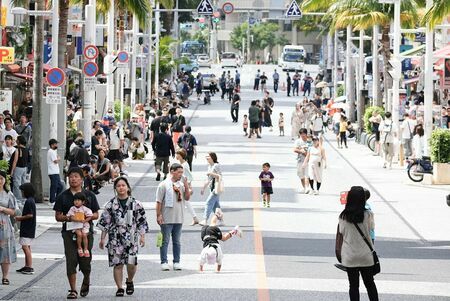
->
[331, 102, 347, 109]
[334, 96, 347, 103]
[315, 81, 328, 88]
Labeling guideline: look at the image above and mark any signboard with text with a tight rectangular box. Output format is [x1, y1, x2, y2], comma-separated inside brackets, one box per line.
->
[46, 86, 62, 104]
[0, 90, 12, 112]
[0, 47, 14, 64]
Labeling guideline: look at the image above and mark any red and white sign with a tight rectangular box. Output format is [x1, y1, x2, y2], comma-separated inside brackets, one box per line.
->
[46, 68, 66, 87]
[84, 45, 99, 60]
[222, 2, 234, 14]
[117, 51, 129, 63]
[83, 61, 99, 77]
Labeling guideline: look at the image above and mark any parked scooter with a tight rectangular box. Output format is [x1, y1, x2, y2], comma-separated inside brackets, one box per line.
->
[407, 156, 433, 182]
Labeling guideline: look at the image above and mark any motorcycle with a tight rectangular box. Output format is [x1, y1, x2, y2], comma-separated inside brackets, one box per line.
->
[407, 156, 433, 182]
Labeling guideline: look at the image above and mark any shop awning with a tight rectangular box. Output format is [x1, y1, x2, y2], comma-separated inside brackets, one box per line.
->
[411, 44, 450, 66]
[400, 45, 426, 57]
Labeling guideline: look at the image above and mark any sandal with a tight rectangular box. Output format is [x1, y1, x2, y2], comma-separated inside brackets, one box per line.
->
[77, 248, 84, 257]
[67, 290, 78, 299]
[125, 278, 134, 295]
[83, 249, 90, 257]
[116, 288, 125, 297]
[80, 281, 89, 297]
[2, 278, 10, 285]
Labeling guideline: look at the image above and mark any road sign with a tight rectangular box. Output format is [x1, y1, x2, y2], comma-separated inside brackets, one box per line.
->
[84, 77, 97, 91]
[0, 47, 15, 64]
[0, 90, 12, 113]
[83, 61, 99, 77]
[285, 0, 302, 17]
[84, 45, 99, 60]
[222, 2, 234, 14]
[197, 0, 213, 15]
[46, 86, 62, 104]
[46, 68, 66, 87]
[117, 51, 129, 63]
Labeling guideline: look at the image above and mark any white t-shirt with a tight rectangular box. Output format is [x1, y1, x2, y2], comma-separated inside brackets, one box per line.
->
[332, 112, 342, 124]
[380, 119, 398, 144]
[2, 145, 15, 162]
[109, 127, 124, 150]
[294, 138, 309, 163]
[47, 148, 60, 175]
[1, 128, 18, 143]
[401, 118, 417, 139]
[312, 116, 323, 132]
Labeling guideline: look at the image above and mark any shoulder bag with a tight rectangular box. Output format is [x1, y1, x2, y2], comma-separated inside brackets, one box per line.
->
[335, 224, 343, 263]
[354, 223, 381, 275]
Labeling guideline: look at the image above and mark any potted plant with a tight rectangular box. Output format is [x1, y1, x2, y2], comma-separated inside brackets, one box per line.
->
[430, 128, 450, 184]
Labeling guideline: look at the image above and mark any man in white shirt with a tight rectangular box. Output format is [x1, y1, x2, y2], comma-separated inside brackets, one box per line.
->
[294, 128, 310, 193]
[0, 117, 18, 145]
[47, 139, 64, 204]
[400, 113, 417, 158]
[380, 112, 398, 169]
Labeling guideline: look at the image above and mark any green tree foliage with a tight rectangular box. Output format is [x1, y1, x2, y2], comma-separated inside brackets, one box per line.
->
[230, 22, 287, 52]
[430, 129, 450, 163]
[364, 106, 385, 133]
[192, 29, 209, 45]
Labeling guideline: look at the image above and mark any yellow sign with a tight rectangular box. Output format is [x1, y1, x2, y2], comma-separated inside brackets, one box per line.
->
[1, 7, 6, 27]
[0, 47, 14, 64]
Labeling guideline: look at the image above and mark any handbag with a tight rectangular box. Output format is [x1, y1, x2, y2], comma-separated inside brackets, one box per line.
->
[354, 223, 381, 275]
[214, 176, 224, 195]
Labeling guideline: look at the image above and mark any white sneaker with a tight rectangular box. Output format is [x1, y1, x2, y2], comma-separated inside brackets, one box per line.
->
[299, 188, 305, 194]
[173, 263, 182, 271]
[314, 190, 319, 195]
[161, 263, 170, 271]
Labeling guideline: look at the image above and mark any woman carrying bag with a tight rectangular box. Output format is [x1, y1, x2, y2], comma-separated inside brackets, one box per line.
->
[336, 186, 379, 301]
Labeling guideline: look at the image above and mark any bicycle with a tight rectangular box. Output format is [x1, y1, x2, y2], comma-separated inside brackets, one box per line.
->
[366, 133, 376, 152]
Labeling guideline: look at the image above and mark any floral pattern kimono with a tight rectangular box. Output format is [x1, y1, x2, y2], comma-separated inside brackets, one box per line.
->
[97, 197, 149, 267]
[0, 191, 17, 264]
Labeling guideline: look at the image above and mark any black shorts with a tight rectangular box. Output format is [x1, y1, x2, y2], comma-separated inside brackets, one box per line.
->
[62, 231, 93, 277]
[108, 149, 123, 162]
[374, 131, 380, 142]
[155, 156, 170, 174]
[261, 186, 273, 195]
[250, 122, 259, 129]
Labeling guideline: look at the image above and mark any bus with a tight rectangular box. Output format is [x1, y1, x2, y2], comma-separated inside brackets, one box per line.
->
[282, 45, 305, 55]
[181, 41, 206, 56]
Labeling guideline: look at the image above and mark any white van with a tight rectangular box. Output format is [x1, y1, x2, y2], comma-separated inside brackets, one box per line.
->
[279, 52, 304, 72]
[221, 52, 238, 68]
[282, 45, 305, 55]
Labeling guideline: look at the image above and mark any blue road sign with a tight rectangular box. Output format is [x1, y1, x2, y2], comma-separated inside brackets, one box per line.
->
[197, 0, 213, 15]
[117, 51, 129, 63]
[46, 68, 65, 87]
[286, 0, 302, 17]
[83, 62, 99, 77]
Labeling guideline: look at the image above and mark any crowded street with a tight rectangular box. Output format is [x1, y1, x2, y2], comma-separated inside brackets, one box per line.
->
[0, 84, 449, 300]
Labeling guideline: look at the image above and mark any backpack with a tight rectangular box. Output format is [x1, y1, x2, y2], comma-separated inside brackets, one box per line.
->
[180, 134, 194, 153]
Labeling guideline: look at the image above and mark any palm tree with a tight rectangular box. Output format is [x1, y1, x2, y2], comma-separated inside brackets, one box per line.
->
[31, 0, 45, 202]
[423, 0, 450, 28]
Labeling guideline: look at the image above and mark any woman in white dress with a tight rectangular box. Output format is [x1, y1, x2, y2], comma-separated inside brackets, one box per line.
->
[291, 103, 305, 140]
[303, 137, 327, 195]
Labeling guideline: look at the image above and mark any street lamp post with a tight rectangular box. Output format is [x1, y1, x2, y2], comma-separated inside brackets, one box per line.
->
[392, 0, 401, 135]
[423, 0, 434, 155]
[154, 2, 160, 97]
[105, 0, 115, 111]
[130, 15, 138, 108]
[50, 0, 59, 140]
[333, 30, 338, 99]
[83, 1, 96, 142]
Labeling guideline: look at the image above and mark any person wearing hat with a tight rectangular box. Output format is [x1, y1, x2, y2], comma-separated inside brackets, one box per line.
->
[48, 139, 64, 205]
[54, 167, 100, 299]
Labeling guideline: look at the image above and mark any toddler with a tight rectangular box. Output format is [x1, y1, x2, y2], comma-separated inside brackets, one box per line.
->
[339, 116, 348, 148]
[259, 163, 274, 208]
[66, 192, 93, 257]
[199, 210, 242, 272]
[242, 114, 249, 136]
[278, 112, 285, 136]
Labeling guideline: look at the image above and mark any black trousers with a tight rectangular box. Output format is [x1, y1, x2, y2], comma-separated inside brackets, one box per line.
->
[253, 79, 260, 90]
[346, 267, 379, 301]
[221, 86, 227, 99]
[287, 85, 291, 96]
[231, 107, 239, 122]
[274, 80, 279, 93]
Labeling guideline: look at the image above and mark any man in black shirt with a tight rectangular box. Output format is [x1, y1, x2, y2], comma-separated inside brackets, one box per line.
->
[54, 168, 100, 299]
[152, 123, 175, 181]
[231, 91, 240, 123]
[149, 110, 163, 142]
[177, 126, 198, 171]
[286, 73, 292, 97]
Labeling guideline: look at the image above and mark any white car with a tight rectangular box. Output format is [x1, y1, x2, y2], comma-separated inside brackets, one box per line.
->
[221, 52, 238, 68]
[196, 55, 211, 68]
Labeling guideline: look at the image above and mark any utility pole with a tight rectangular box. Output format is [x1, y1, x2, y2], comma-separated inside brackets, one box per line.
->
[49, 0, 59, 139]
[147, 10, 153, 102]
[392, 0, 401, 134]
[423, 0, 433, 155]
[246, 12, 250, 63]
[130, 15, 138, 108]
[357, 30, 365, 130]
[174, 0, 179, 58]
[154, 1, 160, 97]
[105, 0, 115, 110]
[83, 1, 96, 142]
[372, 24, 381, 106]
[333, 30, 338, 98]
[346, 25, 356, 122]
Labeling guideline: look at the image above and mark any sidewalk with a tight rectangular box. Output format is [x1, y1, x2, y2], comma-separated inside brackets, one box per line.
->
[324, 132, 450, 242]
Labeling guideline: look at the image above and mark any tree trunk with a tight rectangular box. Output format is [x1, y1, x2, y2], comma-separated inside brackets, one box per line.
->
[31, 0, 45, 202]
[381, 24, 392, 111]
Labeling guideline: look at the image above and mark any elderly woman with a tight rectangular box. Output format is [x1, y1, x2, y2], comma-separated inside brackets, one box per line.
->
[291, 103, 305, 140]
[0, 170, 17, 285]
[98, 177, 149, 297]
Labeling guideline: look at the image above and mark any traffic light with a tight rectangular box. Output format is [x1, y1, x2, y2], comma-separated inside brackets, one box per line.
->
[212, 11, 220, 23]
